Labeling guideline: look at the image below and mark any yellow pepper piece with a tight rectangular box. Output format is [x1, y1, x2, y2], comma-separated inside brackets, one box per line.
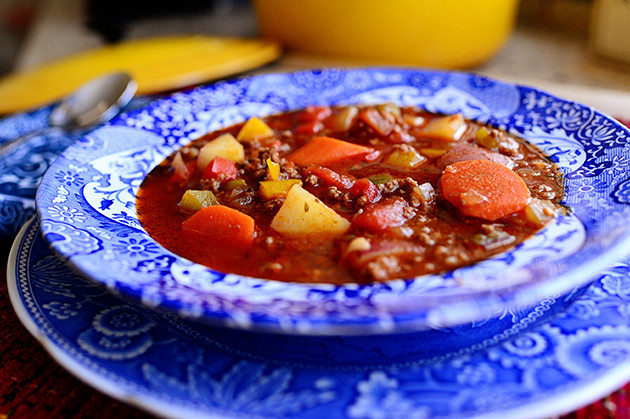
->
[267, 158, 280, 181]
[237, 117, 274, 142]
[179, 190, 219, 211]
[420, 148, 447, 158]
[259, 179, 302, 200]
[384, 147, 426, 168]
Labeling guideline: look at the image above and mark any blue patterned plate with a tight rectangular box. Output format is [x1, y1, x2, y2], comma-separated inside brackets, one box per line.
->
[0, 97, 153, 249]
[35, 68, 630, 334]
[0, 106, 68, 247]
[9, 217, 630, 418]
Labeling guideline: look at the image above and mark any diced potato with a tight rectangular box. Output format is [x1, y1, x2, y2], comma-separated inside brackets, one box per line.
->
[384, 146, 426, 168]
[237, 116, 274, 142]
[259, 179, 302, 200]
[476, 127, 500, 149]
[420, 113, 467, 141]
[328, 106, 358, 131]
[524, 198, 556, 227]
[270, 185, 351, 236]
[197, 133, 244, 172]
[179, 190, 219, 211]
[375, 102, 401, 118]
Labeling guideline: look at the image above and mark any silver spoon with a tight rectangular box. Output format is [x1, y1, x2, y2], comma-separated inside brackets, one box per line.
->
[0, 72, 137, 152]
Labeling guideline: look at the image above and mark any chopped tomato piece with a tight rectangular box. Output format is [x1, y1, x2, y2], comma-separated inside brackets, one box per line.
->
[349, 178, 381, 204]
[201, 156, 238, 180]
[352, 198, 408, 232]
[304, 166, 354, 190]
[182, 205, 255, 249]
[294, 120, 323, 135]
[359, 108, 394, 136]
[287, 136, 374, 167]
[296, 105, 332, 122]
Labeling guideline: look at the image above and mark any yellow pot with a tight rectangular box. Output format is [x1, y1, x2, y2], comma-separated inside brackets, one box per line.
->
[254, 0, 519, 69]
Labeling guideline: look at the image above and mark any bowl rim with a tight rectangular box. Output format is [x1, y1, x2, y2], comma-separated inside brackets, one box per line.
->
[35, 67, 630, 335]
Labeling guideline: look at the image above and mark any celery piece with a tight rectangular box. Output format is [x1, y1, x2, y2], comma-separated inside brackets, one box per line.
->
[179, 190, 219, 211]
[368, 173, 394, 185]
[224, 179, 247, 190]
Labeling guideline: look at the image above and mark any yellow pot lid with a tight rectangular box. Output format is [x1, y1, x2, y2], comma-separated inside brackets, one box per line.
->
[0, 35, 282, 115]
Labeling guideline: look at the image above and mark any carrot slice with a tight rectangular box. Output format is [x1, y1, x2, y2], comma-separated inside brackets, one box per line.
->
[286, 136, 374, 167]
[182, 205, 255, 249]
[440, 159, 530, 221]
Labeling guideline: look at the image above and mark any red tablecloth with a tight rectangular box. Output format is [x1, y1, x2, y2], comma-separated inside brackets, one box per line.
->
[2, 120, 630, 418]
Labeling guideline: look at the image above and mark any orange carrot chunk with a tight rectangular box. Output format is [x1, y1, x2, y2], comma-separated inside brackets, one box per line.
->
[440, 159, 530, 221]
[286, 136, 374, 167]
[182, 205, 255, 249]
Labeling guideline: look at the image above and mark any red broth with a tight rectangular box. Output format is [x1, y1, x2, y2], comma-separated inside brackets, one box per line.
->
[136, 104, 564, 284]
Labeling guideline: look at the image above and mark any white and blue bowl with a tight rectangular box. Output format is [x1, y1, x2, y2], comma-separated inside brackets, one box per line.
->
[35, 68, 630, 350]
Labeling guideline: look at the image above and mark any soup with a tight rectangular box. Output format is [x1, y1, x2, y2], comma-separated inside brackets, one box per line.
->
[136, 104, 564, 284]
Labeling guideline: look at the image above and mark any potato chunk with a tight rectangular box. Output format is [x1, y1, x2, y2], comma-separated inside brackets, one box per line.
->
[420, 113, 467, 141]
[237, 116, 274, 142]
[197, 133, 244, 172]
[271, 185, 350, 237]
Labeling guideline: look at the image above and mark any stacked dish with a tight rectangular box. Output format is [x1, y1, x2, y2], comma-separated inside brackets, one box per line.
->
[7, 68, 630, 418]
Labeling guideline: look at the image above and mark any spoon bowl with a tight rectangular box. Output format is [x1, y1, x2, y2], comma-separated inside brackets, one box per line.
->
[49, 72, 137, 130]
